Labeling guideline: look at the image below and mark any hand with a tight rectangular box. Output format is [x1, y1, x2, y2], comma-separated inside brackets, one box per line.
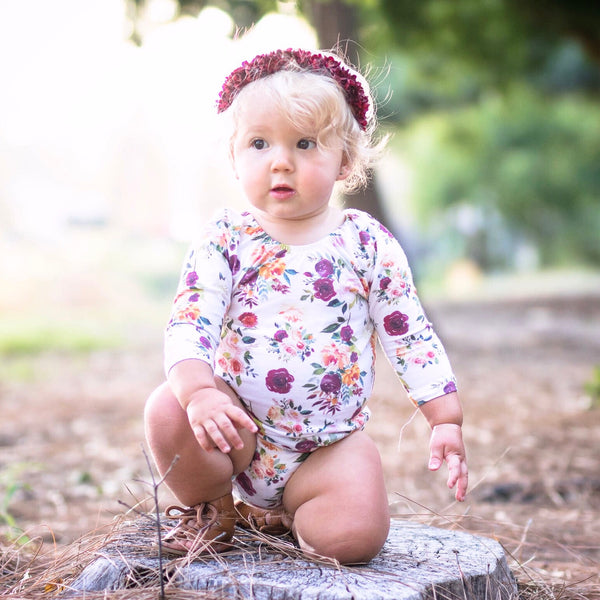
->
[185, 388, 257, 454]
[428, 423, 468, 502]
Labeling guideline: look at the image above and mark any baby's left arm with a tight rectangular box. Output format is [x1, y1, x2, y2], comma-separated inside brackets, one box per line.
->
[419, 392, 468, 502]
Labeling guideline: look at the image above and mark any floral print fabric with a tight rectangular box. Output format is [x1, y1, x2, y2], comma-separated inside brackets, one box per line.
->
[165, 208, 457, 505]
[233, 431, 312, 508]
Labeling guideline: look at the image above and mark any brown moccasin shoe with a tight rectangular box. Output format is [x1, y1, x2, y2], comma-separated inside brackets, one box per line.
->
[234, 499, 293, 536]
[161, 493, 236, 556]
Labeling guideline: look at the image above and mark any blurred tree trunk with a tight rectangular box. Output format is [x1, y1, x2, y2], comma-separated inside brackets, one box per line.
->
[305, 0, 391, 229]
[129, 0, 392, 228]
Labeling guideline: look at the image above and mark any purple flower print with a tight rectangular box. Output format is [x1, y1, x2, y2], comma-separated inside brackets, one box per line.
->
[235, 472, 256, 496]
[186, 271, 198, 286]
[274, 329, 288, 342]
[340, 325, 353, 342]
[443, 381, 457, 394]
[228, 253, 240, 275]
[189, 293, 199, 302]
[240, 268, 258, 286]
[199, 336, 212, 349]
[379, 276, 391, 290]
[295, 439, 318, 453]
[383, 311, 409, 336]
[266, 368, 295, 394]
[313, 278, 336, 301]
[315, 259, 334, 277]
[359, 231, 370, 245]
[320, 373, 342, 394]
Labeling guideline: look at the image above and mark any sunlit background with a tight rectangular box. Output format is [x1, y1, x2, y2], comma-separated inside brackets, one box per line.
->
[0, 0, 322, 354]
[0, 0, 599, 351]
[0, 0, 316, 240]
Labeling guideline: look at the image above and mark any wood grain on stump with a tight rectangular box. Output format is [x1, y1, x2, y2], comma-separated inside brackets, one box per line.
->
[65, 518, 518, 599]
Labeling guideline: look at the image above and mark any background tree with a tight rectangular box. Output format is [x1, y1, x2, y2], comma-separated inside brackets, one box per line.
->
[367, 1, 600, 268]
[127, 0, 600, 270]
[301, 0, 389, 225]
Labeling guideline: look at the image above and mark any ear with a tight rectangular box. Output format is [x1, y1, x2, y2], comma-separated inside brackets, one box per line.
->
[336, 157, 351, 181]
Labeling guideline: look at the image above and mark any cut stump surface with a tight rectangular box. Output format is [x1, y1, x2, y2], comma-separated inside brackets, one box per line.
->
[65, 518, 518, 599]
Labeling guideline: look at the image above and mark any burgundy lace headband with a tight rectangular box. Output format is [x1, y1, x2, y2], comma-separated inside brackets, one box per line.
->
[217, 48, 371, 130]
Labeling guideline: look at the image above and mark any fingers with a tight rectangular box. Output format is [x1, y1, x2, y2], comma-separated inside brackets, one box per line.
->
[428, 424, 468, 501]
[202, 408, 253, 453]
[192, 421, 216, 453]
[428, 450, 468, 502]
[428, 450, 443, 472]
[455, 464, 469, 502]
[429, 448, 468, 500]
[229, 405, 259, 434]
[190, 401, 258, 454]
[446, 454, 469, 502]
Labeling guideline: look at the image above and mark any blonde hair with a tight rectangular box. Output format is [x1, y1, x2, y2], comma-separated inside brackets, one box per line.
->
[226, 65, 385, 193]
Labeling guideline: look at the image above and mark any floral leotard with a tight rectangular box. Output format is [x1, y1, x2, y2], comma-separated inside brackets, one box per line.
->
[165, 208, 457, 507]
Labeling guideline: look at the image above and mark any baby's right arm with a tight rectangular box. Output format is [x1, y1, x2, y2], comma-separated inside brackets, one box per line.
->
[168, 359, 257, 454]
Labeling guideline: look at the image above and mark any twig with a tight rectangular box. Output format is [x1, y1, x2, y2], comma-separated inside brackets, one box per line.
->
[141, 445, 179, 600]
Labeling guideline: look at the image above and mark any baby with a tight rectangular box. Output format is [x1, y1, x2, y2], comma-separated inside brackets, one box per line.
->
[145, 48, 468, 565]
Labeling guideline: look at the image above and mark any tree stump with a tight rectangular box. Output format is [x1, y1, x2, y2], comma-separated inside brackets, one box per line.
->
[64, 518, 518, 599]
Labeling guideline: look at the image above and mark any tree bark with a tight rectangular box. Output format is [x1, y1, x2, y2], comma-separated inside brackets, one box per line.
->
[305, 0, 392, 230]
[306, 0, 361, 63]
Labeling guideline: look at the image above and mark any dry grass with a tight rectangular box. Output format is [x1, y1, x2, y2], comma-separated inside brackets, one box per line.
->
[1, 507, 597, 599]
[1, 512, 339, 598]
[1, 258, 599, 598]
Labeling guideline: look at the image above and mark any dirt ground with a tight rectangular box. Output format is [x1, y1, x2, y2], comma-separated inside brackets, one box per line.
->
[1, 282, 599, 597]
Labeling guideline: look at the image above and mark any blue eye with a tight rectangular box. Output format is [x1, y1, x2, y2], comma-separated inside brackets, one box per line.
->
[251, 139, 267, 150]
[297, 139, 316, 150]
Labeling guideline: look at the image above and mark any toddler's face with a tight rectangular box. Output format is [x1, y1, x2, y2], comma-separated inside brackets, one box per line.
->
[231, 95, 349, 230]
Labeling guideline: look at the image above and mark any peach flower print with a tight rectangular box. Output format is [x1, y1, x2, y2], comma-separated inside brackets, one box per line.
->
[321, 343, 350, 369]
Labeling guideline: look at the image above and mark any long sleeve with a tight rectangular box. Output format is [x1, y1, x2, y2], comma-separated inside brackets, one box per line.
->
[163, 211, 238, 376]
[364, 217, 457, 406]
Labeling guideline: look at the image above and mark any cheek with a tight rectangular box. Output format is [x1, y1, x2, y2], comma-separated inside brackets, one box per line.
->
[232, 155, 251, 182]
[235, 161, 262, 192]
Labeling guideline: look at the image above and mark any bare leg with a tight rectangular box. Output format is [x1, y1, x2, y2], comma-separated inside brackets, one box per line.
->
[282, 431, 390, 565]
[144, 379, 256, 506]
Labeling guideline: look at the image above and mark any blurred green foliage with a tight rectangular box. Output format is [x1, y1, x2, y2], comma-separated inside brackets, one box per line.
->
[585, 366, 600, 408]
[396, 86, 600, 269]
[357, 0, 600, 270]
[147, 0, 600, 270]
[0, 319, 121, 356]
[0, 464, 39, 545]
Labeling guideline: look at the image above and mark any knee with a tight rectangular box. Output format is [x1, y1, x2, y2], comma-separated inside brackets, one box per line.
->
[144, 382, 186, 440]
[296, 511, 390, 565]
[145, 382, 176, 421]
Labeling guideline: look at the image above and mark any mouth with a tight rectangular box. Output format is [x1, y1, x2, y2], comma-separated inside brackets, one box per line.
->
[270, 185, 295, 199]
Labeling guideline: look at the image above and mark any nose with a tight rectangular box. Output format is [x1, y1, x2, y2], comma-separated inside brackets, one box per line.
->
[270, 146, 294, 172]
